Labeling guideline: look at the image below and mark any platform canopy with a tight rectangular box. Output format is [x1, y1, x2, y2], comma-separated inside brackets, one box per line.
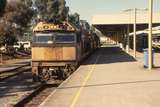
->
[92, 13, 160, 35]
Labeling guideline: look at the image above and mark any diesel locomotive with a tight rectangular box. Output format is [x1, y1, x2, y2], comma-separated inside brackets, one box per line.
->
[32, 21, 100, 82]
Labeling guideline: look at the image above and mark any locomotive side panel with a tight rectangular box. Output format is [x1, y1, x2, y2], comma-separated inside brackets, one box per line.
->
[62, 47, 76, 60]
[76, 43, 82, 62]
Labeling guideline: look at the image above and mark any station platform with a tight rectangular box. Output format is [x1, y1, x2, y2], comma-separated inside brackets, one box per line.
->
[39, 45, 160, 107]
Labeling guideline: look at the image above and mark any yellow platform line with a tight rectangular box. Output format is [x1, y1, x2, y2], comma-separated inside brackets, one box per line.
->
[70, 55, 100, 107]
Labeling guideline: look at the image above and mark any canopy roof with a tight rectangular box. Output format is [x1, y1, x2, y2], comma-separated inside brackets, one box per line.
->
[93, 13, 160, 25]
[92, 13, 160, 35]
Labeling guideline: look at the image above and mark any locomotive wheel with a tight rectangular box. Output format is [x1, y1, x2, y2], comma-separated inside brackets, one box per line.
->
[39, 68, 50, 82]
[70, 65, 76, 72]
[32, 74, 39, 82]
[32, 67, 39, 82]
[58, 70, 67, 80]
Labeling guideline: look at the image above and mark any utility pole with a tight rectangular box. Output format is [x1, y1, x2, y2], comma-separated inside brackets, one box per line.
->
[133, 8, 137, 58]
[148, 0, 153, 70]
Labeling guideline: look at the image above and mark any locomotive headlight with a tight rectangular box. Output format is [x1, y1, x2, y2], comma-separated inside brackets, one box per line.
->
[43, 25, 49, 30]
[49, 68, 54, 71]
[47, 41, 53, 44]
[50, 25, 55, 30]
[37, 27, 42, 30]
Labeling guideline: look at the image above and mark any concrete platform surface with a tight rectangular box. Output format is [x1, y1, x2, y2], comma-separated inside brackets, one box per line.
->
[39, 46, 160, 107]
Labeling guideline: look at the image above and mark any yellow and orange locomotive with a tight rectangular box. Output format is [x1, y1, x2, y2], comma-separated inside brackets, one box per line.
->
[32, 21, 100, 82]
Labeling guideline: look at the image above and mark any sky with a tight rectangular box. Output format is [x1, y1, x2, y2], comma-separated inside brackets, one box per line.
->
[65, 0, 160, 24]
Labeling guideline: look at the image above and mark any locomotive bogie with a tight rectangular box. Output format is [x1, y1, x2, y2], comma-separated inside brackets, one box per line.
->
[32, 63, 77, 82]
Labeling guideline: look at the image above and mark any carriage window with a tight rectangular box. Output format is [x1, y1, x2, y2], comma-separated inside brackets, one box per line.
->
[55, 34, 76, 43]
[34, 34, 53, 44]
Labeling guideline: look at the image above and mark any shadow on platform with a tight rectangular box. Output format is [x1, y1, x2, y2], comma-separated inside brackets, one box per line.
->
[83, 46, 136, 65]
[58, 79, 160, 90]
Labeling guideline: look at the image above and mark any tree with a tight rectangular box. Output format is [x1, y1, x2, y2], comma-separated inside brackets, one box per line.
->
[0, 0, 6, 17]
[8, 0, 33, 29]
[58, 0, 69, 22]
[35, 0, 69, 23]
[0, 0, 33, 48]
[69, 13, 80, 26]
[0, 33, 17, 46]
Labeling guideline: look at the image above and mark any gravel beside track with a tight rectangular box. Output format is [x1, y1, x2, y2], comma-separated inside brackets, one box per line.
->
[0, 69, 40, 107]
[0, 66, 31, 81]
[14, 84, 57, 107]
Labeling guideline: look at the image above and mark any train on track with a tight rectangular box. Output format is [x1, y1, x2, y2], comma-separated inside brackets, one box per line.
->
[32, 21, 100, 82]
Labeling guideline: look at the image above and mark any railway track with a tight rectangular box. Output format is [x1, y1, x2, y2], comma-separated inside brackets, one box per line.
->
[0, 62, 77, 107]
[0, 64, 31, 81]
[0, 63, 70, 107]
[0, 67, 40, 107]
[14, 82, 61, 107]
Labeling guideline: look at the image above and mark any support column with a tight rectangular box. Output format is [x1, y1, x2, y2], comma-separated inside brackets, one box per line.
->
[133, 8, 137, 58]
[118, 32, 120, 46]
[117, 32, 119, 45]
[124, 29, 127, 51]
[113, 35, 115, 44]
[119, 32, 122, 49]
[126, 25, 130, 53]
[114, 34, 116, 45]
[122, 30, 125, 51]
[148, 0, 153, 70]
[120, 31, 124, 50]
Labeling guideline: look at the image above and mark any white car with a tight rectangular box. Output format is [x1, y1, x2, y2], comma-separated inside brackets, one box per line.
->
[13, 41, 31, 50]
[0, 46, 6, 52]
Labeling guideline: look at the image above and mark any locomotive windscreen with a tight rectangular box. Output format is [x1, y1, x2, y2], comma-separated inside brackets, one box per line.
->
[33, 33, 76, 44]
[33, 33, 53, 44]
[55, 33, 76, 43]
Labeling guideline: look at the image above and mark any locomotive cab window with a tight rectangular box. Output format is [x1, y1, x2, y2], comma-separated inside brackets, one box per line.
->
[55, 33, 76, 43]
[33, 33, 54, 44]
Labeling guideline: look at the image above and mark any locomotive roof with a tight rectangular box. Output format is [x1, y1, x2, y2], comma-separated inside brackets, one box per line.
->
[33, 22, 77, 32]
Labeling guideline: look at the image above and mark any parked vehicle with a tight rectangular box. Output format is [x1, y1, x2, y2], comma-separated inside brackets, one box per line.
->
[13, 41, 31, 51]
